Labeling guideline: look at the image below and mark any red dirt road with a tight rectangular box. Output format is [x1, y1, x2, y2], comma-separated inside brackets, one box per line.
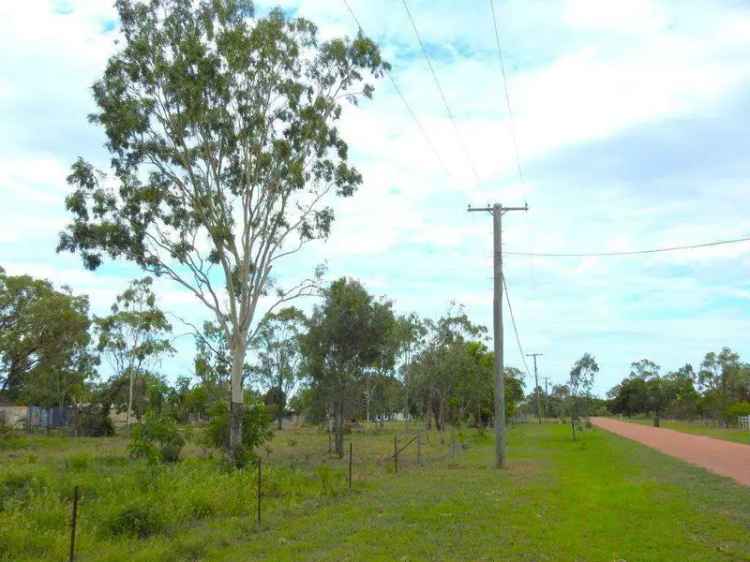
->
[591, 417, 750, 486]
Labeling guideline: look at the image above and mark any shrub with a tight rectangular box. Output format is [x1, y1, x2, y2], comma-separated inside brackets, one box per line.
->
[64, 454, 92, 472]
[77, 404, 114, 437]
[206, 399, 272, 466]
[105, 503, 164, 538]
[129, 413, 185, 464]
[187, 495, 215, 520]
[315, 465, 344, 497]
[727, 401, 750, 419]
[0, 473, 46, 510]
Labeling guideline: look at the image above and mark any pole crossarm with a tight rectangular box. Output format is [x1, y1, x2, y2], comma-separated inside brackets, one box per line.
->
[467, 203, 529, 214]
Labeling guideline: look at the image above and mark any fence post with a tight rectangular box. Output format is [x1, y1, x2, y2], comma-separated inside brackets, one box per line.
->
[256, 459, 262, 526]
[417, 433, 421, 466]
[348, 442, 353, 490]
[394, 434, 398, 474]
[69, 485, 79, 562]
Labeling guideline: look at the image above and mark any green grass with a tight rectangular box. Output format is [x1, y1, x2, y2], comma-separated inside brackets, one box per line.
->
[625, 416, 750, 445]
[2, 423, 750, 561]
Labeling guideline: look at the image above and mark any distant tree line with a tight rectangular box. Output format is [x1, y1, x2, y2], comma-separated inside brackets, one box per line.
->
[0, 267, 531, 457]
[606, 350, 750, 426]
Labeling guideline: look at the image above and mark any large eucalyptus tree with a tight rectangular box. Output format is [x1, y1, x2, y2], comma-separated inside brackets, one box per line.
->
[58, 0, 388, 459]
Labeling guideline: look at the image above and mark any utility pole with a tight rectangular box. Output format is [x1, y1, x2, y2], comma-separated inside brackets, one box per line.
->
[468, 202, 528, 468]
[526, 353, 543, 424]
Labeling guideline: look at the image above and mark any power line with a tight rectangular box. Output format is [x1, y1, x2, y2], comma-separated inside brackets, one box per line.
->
[504, 235, 750, 258]
[341, 0, 455, 180]
[489, 0, 524, 185]
[400, 0, 482, 187]
[502, 274, 532, 379]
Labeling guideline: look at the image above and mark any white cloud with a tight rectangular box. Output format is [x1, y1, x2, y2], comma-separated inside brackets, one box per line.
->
[563, 0, 668, 33]
[2, 0, 750, 391]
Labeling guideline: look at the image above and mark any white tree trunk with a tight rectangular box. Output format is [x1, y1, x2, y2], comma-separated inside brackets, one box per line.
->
[229, 338, 247, 460]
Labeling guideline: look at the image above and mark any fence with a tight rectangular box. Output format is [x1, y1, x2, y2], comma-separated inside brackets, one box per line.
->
[54, 424, 469, 561]
[27, 406, 74, 431]
[739, 416, 750, 430]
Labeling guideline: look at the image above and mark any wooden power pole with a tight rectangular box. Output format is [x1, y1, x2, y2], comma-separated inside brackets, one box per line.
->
[526, 353, 543, 423]
[468, 203, 528, 468]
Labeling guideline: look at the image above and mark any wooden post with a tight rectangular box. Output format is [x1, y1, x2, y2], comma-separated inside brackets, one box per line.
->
[348, 442, 353, 490]
[256, 459, 262, 526]
[393, 434, 398, 474]
[69, 485, 79, 562]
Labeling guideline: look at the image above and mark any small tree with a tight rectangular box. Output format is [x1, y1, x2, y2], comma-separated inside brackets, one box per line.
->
[129, 412, 185, 464]
[301, 278, 395, 457]
[629, 359, 666, 426]
[58, 0, 389, 461]
[95, 278, 174, 426]
[251, 307, 306, 429]
[568, 353, 598, 440]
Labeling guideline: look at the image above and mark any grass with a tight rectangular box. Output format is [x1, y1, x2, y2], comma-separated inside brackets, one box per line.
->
[2, 422, 750, 561]
[624, 416, 750, 445]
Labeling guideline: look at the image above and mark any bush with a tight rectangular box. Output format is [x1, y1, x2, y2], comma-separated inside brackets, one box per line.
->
[0, 420, 27, 451]
[315, 465, 344, 497]
[129, 413, 185, 464]
[727, 401, 750, 420]
[0, 473, 46, 510]
[105, 503, 164, 538]
[64, 454, 91, 472]
[77, 404, 114, 437]
[206, 399, 272, 466]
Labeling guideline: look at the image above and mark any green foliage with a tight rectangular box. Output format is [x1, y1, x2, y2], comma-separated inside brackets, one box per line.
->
[77, 402, 115, 437]
[302, 277, 398, 455]
[727, 401, 750, 419]
[95, 277, 174, 423]
[205, 398, 272, 465]
[0, 472, 45, 510]
[105, 503, 164, 538]
[5, 425, 750, 560]
[606, 352, 750, 424]
[0, 269, 95, 406]
[251, 307, 307, 427]
[315, 465, 344, 497]
[58, 0, 389, 459]
[129, 413, 185, 464]
[568, 353, 598, 439]
[404, 307, 522, 430]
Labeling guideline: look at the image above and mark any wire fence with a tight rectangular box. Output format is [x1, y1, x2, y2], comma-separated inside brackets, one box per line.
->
[59, 425, 471, 560]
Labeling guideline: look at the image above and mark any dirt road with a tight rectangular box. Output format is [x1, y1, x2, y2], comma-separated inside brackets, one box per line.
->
[591, 417, 750, 486]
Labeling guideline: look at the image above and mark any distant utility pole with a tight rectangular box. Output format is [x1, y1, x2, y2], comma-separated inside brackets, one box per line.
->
[526, 353, 543, 424]
[468, 202, 528, 469]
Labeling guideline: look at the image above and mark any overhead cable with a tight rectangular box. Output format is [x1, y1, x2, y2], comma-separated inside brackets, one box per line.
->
[400, 0, 482, 187]
[505, 235, 750, 258]
[502, 274, 532, 379]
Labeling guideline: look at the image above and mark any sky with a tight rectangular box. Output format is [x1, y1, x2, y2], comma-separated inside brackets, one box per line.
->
[1, 0, 749, 396]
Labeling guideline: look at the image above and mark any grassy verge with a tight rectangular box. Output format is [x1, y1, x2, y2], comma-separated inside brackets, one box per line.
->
[3, 423, 750, 561]
[624, 416, 750, 445]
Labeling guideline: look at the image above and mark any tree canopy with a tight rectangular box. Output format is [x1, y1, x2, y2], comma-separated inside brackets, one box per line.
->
[0, 269, 95, 407]
[57, 0, 389, 459]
